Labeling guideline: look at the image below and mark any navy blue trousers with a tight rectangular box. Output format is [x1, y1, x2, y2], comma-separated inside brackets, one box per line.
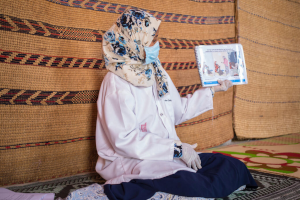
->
[104, 153, 257, 200]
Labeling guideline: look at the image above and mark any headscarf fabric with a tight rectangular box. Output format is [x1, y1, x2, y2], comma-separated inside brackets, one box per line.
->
[102, 9, 169, 98]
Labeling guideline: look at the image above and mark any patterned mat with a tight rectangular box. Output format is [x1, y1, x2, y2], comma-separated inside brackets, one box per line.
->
[5, 170, 300, 200]
[205, 133, 300, 178]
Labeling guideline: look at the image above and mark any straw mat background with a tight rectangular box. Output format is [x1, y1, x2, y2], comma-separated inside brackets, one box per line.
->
[233, 0, 300, 139]
[0, 0, 235, 185]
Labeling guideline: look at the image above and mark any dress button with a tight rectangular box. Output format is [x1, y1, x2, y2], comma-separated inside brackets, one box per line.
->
[160, 113, 163, 116]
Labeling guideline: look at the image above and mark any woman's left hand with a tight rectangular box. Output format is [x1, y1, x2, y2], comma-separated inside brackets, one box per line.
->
[180, 143, 202, 171]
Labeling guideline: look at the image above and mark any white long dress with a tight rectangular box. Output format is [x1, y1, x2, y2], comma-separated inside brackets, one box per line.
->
[95, 71, 213, 185]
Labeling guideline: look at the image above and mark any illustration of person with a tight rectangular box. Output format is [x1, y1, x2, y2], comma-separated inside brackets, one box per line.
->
[222, 56, 229, 75]
[203, 64, 212, 76]
[214, 61, 223, 76]
[214, 61, 219, 74]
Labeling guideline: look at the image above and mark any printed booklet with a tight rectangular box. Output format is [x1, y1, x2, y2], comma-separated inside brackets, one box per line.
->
[194, 43, 248, 87]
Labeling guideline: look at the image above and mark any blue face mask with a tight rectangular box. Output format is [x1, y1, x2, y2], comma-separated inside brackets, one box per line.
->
[144, 41, 160, 65]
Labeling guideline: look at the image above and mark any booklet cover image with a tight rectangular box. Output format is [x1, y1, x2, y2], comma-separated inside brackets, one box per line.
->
[195, 44, 247, 87]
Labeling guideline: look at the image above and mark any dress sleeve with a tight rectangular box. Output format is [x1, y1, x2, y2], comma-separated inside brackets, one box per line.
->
[99, 81, 174, 161]
[167, 75, 214, 125]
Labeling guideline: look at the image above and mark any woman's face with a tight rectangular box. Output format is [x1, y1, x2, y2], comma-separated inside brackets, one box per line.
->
[144, 27, 160, 58]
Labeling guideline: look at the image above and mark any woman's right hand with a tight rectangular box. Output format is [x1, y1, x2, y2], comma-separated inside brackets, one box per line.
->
[181, 143, 202, 171]
[213, 80, 233, 92]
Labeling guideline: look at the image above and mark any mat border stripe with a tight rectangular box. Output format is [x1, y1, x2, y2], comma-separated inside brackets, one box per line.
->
[247, 68, 300, 78]
[2, 49, 297, 78]
[0, 84, 202, 106]
[0, 49, 198, 70]
[239, 36, 300, 53]
[175, 110, 232, 127]
[0, 136, 95, 151]
[177, 84, 202, 97]
[0, 88, 99, 105]
[0, 14, 103, 43]
[0, 49, 105, 70]
[46, 0, 234, 25]
[0, 14, 234, 47]
[235, 96, 300, 104]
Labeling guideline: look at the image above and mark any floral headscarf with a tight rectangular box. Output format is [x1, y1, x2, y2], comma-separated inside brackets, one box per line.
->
[102, 9, 169, 98]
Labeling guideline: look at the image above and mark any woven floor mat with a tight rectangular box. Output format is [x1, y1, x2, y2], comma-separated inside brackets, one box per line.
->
[5, 170, 300, 200]
[205, 133, 300, 178]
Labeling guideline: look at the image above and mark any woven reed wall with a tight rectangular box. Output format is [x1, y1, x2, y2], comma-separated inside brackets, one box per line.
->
[233, 0, 300, 139]
[0, 0, 235, 185]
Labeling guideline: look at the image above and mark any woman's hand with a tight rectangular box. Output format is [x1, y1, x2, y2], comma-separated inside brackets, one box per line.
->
[180, 143, 202, 171]
[213, 80, 233, 93]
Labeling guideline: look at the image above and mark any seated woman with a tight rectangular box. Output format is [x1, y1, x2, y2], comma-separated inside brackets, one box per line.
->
[96, 9, 257, 200]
